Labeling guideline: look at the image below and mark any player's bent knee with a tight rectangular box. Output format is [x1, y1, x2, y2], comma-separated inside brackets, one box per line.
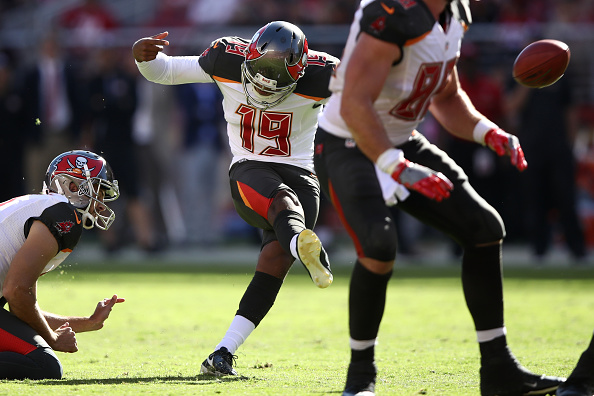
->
[46, 360, 63, 380]
[32, 348, 63, 380]
[272, 189, 300, 207]
[466, 208, 505, 246]
[269, 189, 301, 219]
[362, 225, 398, 262]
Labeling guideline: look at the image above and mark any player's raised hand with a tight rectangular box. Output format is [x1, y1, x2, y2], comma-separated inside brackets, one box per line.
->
[87, 294, 125, 331]
[391, 160, 454, 202]
[52, 322, 78, 353]
[132, 32, 169, 62]
[484, 128, 528, 171]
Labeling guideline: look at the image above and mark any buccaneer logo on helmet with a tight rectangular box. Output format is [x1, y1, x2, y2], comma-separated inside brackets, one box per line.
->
[43, 150, 120, 231]
[241, 21, 308, 110]
[53, 155, 102, 180]
[66, 156, 96, 177]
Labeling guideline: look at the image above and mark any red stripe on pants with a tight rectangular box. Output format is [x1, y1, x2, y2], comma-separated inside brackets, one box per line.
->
[329, 181, 365, 258]
[0, 328, 37, 355]
[237, 181, 273, 219]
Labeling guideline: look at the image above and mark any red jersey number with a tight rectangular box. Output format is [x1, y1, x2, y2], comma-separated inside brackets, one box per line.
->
[236, 105, 293, 157]
[389, 58, 457, 121]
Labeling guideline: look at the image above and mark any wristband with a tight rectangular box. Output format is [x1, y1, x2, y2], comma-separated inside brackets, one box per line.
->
[473, 119, 499, 145]
[376, 148, 404, 174]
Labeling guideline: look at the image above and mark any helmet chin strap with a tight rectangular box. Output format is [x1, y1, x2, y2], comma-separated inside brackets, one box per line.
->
[79, 208, 96, 230]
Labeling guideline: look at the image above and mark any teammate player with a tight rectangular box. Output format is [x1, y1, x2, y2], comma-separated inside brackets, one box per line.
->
[313, 1, 564, 395]
[132, 21, 337, 376]
[0, 150, 124, 380]
[558, 333, 594, 395]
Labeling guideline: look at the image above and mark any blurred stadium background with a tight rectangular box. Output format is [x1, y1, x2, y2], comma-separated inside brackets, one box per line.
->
[0, 0, 593, 266]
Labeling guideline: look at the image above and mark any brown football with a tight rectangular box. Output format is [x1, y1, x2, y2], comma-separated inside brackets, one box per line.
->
[512, 39, 570, 88]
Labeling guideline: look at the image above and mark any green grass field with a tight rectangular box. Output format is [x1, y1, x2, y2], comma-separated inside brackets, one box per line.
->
[2, 259, 594, 395]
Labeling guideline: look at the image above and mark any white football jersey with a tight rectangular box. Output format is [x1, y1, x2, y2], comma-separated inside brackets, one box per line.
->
[319, 0, 471, 146]
[0, 194, 83, 298]
[136, 38, 339, 172]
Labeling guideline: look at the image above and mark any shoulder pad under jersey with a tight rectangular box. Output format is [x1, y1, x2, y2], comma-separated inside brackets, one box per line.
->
[360, 0, 435, 47]
[26, 201, 83, 252]
[294, 50, 339, 100]
[198, 36, 249, 83]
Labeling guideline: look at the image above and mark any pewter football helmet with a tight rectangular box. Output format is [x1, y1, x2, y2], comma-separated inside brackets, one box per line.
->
[242, 21, 308, 109]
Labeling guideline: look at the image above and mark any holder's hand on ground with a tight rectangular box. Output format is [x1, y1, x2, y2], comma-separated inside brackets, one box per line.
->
[484, 128, 528, 171]
[132, 32, 169, 62]
[392, 160, 453, 202]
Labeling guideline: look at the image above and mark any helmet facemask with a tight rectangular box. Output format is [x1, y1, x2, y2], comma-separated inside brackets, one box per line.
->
[77, 175, 119, 230]
[241, 63, 298, 109]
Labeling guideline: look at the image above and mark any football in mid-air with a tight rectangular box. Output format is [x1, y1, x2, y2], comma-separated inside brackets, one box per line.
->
[512, 39, 570, 88]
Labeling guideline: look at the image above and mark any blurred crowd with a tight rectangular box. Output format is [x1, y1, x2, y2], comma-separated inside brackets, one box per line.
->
[0, 0, 593, 262]
[1, 0, 594, 26]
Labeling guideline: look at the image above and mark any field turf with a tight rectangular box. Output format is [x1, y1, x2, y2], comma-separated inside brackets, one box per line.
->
[2, 258, 593, 395]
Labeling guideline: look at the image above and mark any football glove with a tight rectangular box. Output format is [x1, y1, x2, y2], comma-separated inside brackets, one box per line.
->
[391, 159, 454, 202]
[484, 128, 528, 172]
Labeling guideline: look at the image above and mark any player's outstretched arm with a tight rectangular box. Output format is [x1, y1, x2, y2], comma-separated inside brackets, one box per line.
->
[43, 294, 126, 333]
[132, 32, 169, 62]
[429, 68, 528, 172]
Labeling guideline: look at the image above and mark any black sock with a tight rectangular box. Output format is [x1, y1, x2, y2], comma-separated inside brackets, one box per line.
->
[236, 271, 283, 327]
[272, 209, 306, 257]
[351, 346, 375, 363]
[349, 260, 392, 341]
[462, 244, 504, 331]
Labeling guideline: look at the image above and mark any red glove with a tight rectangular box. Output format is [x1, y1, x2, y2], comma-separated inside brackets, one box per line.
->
[484, 128, 528, 172]
[391, 159, 454, 202]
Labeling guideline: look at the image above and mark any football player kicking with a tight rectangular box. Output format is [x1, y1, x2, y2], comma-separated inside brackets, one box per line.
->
[0, 150, 124, 380]
[558, 332, 594, 396]
[313, 0, 564, 395]
[132, 21, 337, 376]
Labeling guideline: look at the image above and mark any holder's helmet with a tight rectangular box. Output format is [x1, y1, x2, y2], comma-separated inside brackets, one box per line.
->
[43, 150, 119, 230]
[242, 21, 308, 109]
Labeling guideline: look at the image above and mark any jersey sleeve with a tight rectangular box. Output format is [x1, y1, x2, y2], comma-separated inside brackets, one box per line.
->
[136, 52, 214, 85]
[24, 202, 83, 252]
[360, 0, 436, 47]
[197, 39, 223, 76]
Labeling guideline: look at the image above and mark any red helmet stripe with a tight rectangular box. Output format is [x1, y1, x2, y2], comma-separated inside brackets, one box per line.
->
[286, 38, 308, 81]
[245, 26, 267, 61]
